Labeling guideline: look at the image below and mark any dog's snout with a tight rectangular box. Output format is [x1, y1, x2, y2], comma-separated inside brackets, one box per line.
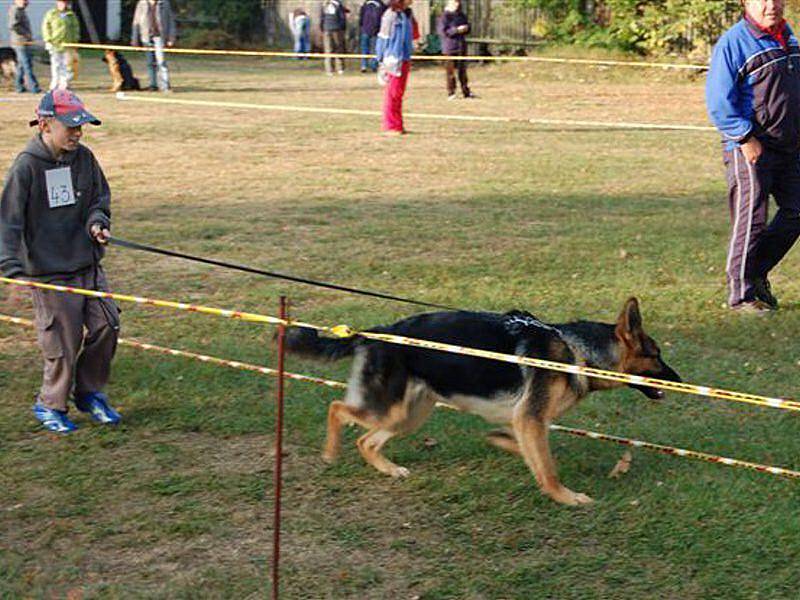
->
[659, 362, 682, 383]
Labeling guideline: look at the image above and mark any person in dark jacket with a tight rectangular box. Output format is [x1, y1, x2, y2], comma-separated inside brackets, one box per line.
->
[359, 0, 386, 72]
[706, 0, 800, 312]
[320, 0, 349, 75]
[0, 91, 122, 433]
[437, 0, 474, 100]
[7, 0, 41, 94]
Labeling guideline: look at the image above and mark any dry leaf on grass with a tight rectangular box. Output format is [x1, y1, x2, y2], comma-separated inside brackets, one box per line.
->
[608, 451, 633, 478]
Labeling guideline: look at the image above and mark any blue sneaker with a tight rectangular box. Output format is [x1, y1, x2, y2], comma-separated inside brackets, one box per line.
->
[32, 401, 78, 433]
[74, 392, 121, 425]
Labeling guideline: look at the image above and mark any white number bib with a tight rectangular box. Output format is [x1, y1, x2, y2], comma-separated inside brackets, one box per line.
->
[45, 167, 76, 209]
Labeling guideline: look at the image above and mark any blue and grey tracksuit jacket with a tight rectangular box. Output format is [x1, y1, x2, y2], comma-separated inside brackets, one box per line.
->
[376, 9, 413, 65]
[706, 18, 800, 153]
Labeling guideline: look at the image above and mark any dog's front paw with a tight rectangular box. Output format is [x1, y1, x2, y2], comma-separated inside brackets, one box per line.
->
[321, 451, 337, 464]
[547, 486, 594, 506]
[391, 465, 410, 478]
[570, 491, 594, 505]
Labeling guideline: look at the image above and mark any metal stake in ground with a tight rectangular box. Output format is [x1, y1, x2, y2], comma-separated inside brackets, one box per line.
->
[272, 296, 287, 600]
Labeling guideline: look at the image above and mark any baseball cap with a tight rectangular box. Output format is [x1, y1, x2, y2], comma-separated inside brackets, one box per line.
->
[29, 90, 101, 127]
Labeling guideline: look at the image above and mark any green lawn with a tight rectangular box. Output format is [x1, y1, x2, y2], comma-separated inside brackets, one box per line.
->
[1, 51, 799, 598]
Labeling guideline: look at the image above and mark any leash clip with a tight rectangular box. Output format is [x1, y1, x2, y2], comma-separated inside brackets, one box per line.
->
[330, 324, 355, 338]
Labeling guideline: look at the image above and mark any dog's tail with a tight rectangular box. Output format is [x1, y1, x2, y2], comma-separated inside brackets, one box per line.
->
[285, 326, 359, 361]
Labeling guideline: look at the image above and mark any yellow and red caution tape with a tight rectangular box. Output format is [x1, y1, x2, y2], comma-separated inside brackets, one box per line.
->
[2, 276, 798, 415]
[2, 310, 798, 480]
[65, 42, 708, 70]
[0, 313, 346, 389]
[350, 328, 800, 413]
[549, 425, 800, 480]
[0, 276, 326, 332]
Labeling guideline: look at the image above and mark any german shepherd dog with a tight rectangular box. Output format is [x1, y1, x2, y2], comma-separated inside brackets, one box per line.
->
[287, 298, 681, 506]
[102, 50, 141, 92]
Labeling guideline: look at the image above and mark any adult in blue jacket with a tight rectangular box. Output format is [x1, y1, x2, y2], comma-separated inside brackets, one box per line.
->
[706, 0, 800, 312]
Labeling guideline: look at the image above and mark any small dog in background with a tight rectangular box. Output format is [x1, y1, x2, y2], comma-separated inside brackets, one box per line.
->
[102, 49, 140, 92]
[0, 48, 18, 87]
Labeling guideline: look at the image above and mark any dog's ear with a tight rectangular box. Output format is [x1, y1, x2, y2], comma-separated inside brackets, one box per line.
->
[615, 297, 643, 347]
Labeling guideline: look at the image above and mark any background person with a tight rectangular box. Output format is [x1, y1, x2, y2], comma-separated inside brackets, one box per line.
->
[0, 90, 121, 433]
[437, 0, 474, 100]
[289, 7, 311, 58]
[8, 0, 41, 94]
[320, 0, 348, 75]
[359, 0, 386, 73]
[41, 0, 79, 90]
[376, 0, 419, 134]
[706, 0, 800, 312]
[131, 0, 177, 92]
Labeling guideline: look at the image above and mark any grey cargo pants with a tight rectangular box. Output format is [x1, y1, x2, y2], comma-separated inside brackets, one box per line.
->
[32, 266, 119, 411]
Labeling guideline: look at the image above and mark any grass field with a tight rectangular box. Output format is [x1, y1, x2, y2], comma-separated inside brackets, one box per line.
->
[2, 50, 800, 598]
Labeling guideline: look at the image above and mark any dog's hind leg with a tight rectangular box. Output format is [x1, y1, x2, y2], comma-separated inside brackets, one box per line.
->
[486, 428, 521, 455]
[513, 373, 592, 506]
[356, 381, 436, 478]
[322, 401, 376, 464]
[357, 428, 408, 477]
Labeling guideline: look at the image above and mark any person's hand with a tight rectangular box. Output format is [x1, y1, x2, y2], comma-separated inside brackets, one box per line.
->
[90, 224, 111, 244]
[457, 25, 468, 33]
[741, 137, 763, 165]
[167, 40, 174, 48]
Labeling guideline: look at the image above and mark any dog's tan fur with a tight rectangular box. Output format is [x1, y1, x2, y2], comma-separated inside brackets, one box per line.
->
[104, 49, 124, 92]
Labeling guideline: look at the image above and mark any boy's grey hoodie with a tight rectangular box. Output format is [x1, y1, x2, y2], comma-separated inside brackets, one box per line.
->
[0, 135, 111, 280]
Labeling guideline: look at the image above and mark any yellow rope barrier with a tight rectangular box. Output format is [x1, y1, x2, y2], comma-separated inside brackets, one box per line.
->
[1, 276, 796, 414]
[0, 276, 326, 332]
[65, 42, 708, 70]
[2, 311, 797, 480]
[115, 93, 716, 132]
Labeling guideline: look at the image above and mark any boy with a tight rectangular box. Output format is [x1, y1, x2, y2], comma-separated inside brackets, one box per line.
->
[0, 91, 121, 433]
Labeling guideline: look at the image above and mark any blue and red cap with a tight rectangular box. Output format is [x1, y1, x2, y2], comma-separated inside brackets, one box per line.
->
[29, 90, 101, 127]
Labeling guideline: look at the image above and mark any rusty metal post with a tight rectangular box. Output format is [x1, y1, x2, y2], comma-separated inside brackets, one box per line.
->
[271, 296, 287, 600]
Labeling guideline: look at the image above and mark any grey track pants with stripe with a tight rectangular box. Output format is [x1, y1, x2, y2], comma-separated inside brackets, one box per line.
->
[723, 146, 800, 306]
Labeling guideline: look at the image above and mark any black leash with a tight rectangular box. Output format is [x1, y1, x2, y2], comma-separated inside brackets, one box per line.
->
[109, 237, 459, 311]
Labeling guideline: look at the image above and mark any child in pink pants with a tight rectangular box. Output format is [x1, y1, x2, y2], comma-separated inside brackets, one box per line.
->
[376, 0, 419, 134]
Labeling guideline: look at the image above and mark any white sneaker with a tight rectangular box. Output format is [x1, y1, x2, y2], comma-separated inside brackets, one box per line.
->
[447, 94, 457, 101]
